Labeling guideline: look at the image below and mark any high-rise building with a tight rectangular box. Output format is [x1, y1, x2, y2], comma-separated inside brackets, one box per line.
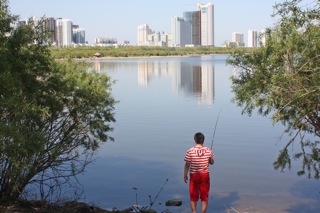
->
[46, 17, 55, 43]
[183, 11, 201, 46]
[232, 32, 245, 47]
[18, 20, 27, 27]
[248, 29, 257, 47]
[73, 26, 86, 44]
[55, 18, 73, 47]
[137, 24, 153, 46]
[171, 16, 192, 47]
[137, 24, 170, 46]
[27, 17, 52, 45]
[260, 28, 268, 46]
[198, 2, 214, 46]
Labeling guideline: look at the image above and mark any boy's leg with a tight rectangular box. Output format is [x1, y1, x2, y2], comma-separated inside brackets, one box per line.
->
[190, 201, 197, 213]
[199, 173, 210, 213]
[189, 173, 200, 212]
[201, 201, 208, 213]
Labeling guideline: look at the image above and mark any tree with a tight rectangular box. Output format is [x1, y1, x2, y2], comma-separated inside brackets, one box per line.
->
[0, 0, 116, 202]
[227, 0, 320, 179]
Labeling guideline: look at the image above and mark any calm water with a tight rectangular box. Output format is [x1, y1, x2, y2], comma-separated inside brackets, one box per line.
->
[79, 55, 319, 213]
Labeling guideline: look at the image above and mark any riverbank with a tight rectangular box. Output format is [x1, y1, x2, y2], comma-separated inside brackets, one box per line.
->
[73, 53, 210, 61]
[0, 199, 183, 213]
[50, 45, 251, 60]
[0, 201, 153, 213]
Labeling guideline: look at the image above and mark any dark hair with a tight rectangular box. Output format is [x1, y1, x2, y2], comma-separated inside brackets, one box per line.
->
[194, 132, 205, 144]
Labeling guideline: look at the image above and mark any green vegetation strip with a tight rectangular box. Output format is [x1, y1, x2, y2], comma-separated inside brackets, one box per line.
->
[50, 46, 255, 59]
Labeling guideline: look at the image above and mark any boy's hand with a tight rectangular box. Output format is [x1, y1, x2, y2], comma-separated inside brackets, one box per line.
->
[184, 174, 188, 183]
[209, 158, 214, 165]
[184, 162, 190, 183]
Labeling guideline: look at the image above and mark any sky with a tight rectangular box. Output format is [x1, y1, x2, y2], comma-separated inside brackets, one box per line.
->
[8, 0, 281, 46]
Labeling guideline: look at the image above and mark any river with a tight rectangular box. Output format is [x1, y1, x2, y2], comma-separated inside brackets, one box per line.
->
[78, 55, 319, 213]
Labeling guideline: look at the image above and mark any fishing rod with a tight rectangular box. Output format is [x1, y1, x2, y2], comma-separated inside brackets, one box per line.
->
[210, 107, 223, 150]
[148, 178, 169, 210]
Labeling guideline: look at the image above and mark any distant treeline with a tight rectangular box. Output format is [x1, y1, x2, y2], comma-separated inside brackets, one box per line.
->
[50, 46, 254, 59]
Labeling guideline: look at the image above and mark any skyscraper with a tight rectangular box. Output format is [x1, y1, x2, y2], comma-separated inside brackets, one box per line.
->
[232, 32, 245, 47]
[198, 2, 214, 46]
[183, 11, 201, 46]
[171, 16, 192, 47]
[73, 26, 86, 44]
[137, 24, 152, 46]
[55, 18, 73, 47]
[46, 17, 55, 43]
[260, 28, 269, 46]
[248, 29, 257, 47]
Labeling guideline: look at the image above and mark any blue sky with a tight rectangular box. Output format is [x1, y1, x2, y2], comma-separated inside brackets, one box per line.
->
[9, 0, 280, 46]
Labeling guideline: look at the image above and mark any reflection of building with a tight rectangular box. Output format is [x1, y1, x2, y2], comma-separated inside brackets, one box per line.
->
[137, 62, 150, 86]
[199, 64, 214, 104]
[137, 60, 215, 105]
[93, 60, 101, 73]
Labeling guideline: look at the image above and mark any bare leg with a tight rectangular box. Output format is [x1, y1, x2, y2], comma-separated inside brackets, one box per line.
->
[190, 201, 197, 213]
[201, 201, 208, 213]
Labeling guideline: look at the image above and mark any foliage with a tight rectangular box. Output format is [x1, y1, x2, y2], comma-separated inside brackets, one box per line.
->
[0, 0, 116, 202]
[50, 46, 234, 59]
[227, 0, 320, 179]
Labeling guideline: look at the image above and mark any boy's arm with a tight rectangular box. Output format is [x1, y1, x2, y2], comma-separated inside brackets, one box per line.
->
[184, 162, 190, 183]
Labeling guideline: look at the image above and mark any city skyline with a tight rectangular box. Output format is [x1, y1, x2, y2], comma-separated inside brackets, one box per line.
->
[9, 0, 278, 46]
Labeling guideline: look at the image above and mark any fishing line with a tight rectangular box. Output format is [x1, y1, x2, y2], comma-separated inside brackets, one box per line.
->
[210, 106, 223, 150]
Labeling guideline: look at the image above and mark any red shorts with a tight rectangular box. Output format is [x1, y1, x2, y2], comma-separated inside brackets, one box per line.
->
[189, 172, 210, 202]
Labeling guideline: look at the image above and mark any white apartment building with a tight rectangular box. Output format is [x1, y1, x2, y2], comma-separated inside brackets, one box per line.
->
[55, 18, 73, 47]
[248, 29, 257, 47]
[171, 16, 192, 47]
[260, 28, 268, 46]
[137, 24, 170, 46]
[198, 2, 214, 46]
[137, 24, 153, 46]
[232, 32, 245, 47]
[95, 37, 117, 45]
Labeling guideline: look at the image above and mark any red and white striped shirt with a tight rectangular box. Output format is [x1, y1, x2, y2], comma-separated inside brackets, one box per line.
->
[184, 146, 214, 174]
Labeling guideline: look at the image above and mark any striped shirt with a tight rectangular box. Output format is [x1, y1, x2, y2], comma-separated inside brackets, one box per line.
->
[184, 146, 214, 174]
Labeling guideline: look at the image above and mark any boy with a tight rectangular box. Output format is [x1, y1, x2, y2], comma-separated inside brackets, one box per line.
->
[184, 132, 214, 213]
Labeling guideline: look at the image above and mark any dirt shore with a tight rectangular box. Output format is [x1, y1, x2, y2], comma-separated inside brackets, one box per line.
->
[0, 201, 158, 213]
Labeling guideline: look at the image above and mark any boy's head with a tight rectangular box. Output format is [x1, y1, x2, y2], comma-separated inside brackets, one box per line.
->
[194, 132, 205, 144]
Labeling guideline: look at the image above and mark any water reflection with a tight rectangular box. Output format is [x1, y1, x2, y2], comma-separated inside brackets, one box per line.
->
[92, 59, 215, 105]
